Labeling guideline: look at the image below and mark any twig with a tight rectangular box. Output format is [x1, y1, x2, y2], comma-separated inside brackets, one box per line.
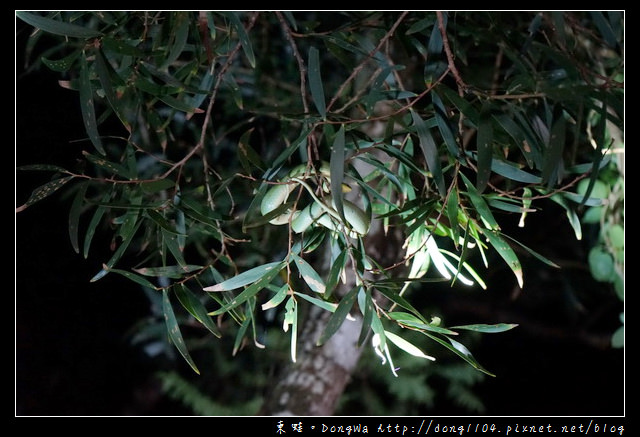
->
[276, 12, 310, 116]
[326, 11, 409, 114]
[436, 11, 466, 95]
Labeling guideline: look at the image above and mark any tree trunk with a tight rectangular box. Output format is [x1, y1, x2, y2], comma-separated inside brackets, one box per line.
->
[258, 301, 364, 415]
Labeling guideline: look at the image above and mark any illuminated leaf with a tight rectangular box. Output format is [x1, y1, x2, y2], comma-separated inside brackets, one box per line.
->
[163, 288, 200, 374]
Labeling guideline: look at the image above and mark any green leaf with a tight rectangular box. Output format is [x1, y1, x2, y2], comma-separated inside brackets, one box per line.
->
[82, 191, 109, 258]
[542, 109, 566, 187]
[204, 261, 284, 292]
[317, 285, 359, 346]
[82, 151, 132, 179]
[291, 253, 326, 294]
[91, 218, 142, 282]
[162, 229, 187, 268]
[262, 284, 288, 310]
[283, 297, 298, 362]
[237, 128, 265, 174]
[17, 11, 103, 38]
[460, 173, 499, 231]
[134, 264, 203, 279]
[79, 51, 105, 155]
[174, 283, 221, 337]
[208, 263, 285, 316]
[385, 330, 435, 361]
[490, 159, 542, 184]
[476, 103, 493, 193]
[226, 12, 256, 68]
[423, 332, 495, 377]
[293, 292, 338, 313]
[482, 230, 523, 288]
[68, 182, 88, 254]
[450, 323, 519, 333]
[324, 248, 348, 299]
[163, 288, 200, 374]
[108, 268, 158, 290]
[162, 12, 190, 69]
[432, 91, 459, 157]
[140, 179, 176, 193]
[500, 233, 560, 268]
[330, 125, 346, 223]
[101, 37, 144, 56]
[159, 95, 204, 115]
[549, 193, 583, 240]
[16, 176, 74, 213]
[493, 113, 534, 168]
[146, 209, 184, 236]
[308, 46, 326, 118]
[41, 50, 80, 72]
[411, 110, 445, 197]
[388, 312, 457, 335]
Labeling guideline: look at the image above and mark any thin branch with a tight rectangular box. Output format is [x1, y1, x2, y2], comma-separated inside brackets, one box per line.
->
[276, 11, 310, 116]
[326, 11, 410, 114]
[436, 11, 467, 95]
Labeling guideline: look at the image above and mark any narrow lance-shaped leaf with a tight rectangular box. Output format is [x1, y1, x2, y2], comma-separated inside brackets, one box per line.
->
[446, 189, 460, 247]
[162, 229, 188, 268]
[308, 46, 326, 119]
[42, 50, 80, 72]
[460, 173, 499, 231]
[542, 108, 566, 187]
[237, 128, 265, 174]
[580, 99, 607, 207]
[432, 91, 460, 157]
[291, 253, 326, 294]
[388, 312, 457, 335]
[174, 283, 221, 337]
[225, 12, 256, 68]
[94, 48, 130, 131]
[80, 51, 105, 155]
[233, 317, 252, 357]
[357, 290, 375, 346]
[411, 110, 446, 197]
[330, 125, 346, 223]
[108, 267, 157, 290]
[385, 330, 436, 361]
[262, 284, 288, 310]
[204, 261, 284, 292]
[83, 191, 110, 258]
[491, 158, 541, 184]
[162, 12, 190, 69]
[293, 292, 337, 313]
[476, 102, 494, 193]
[16, 176, 74, 213]
[317, 285, 359, 346]
[500, 232, 560, 268]
[422, 332, 495, 377]
[209, 263, 285, 316]
[283, 296, 298, 362]
[134, 264, 203, 279]
[16, 11, 104, 38]
[90, 218, 142, 282]
[450, 323, 519, 333]
[162, 288, 200, 374]
[482, 229, 523, 288]
[68, 182, 88, 254]
[324, 248, 348, 299]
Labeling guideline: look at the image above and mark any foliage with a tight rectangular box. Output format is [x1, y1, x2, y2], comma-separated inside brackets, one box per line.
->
[16, 10, 623, 387]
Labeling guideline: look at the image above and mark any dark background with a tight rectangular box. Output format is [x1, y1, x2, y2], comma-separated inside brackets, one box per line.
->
[15, 22, 624, 418]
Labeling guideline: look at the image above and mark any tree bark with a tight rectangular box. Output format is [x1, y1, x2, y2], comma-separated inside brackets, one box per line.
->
[258, 302, 364, 416]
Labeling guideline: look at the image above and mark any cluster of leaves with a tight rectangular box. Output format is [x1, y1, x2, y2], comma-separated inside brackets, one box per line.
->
[16, 11, 623, 379]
